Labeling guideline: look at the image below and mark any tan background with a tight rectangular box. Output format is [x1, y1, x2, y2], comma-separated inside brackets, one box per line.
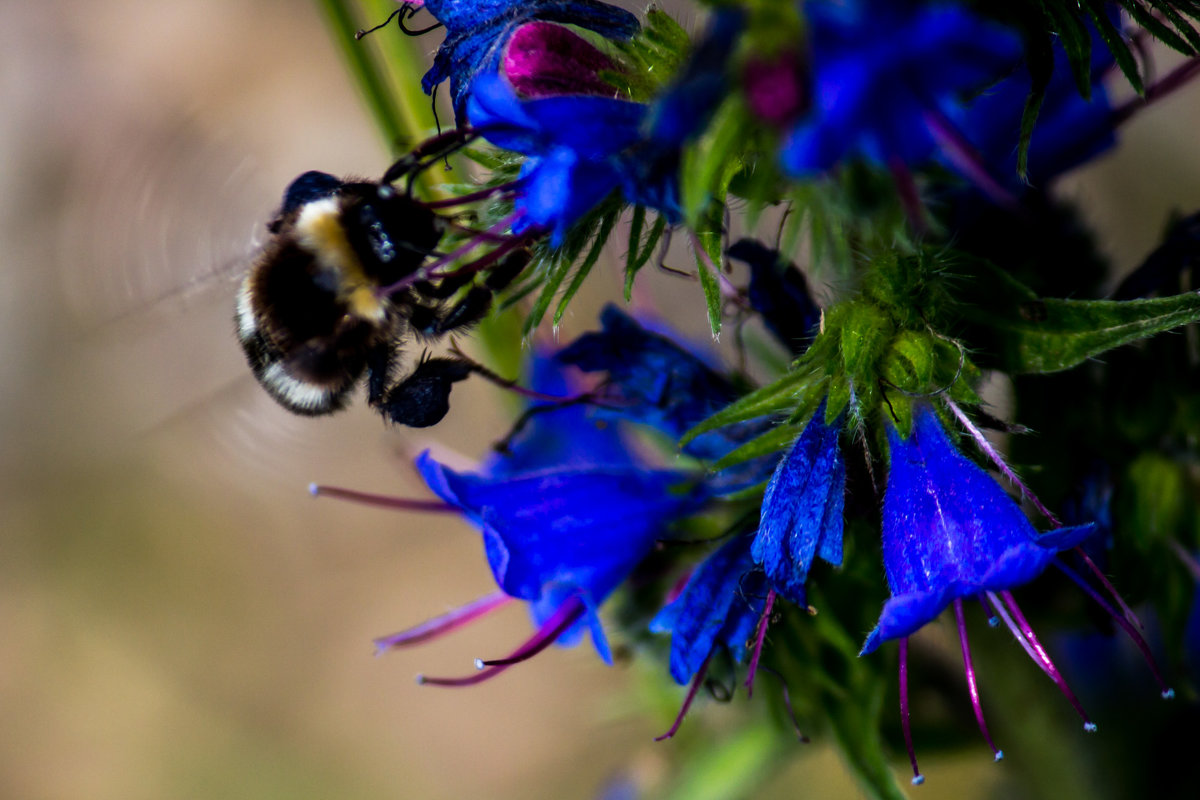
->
[3, 1, 1199, 798]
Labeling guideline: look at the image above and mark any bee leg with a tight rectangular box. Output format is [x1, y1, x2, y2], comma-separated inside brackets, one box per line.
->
[364, 343, 398, 406]
[381, 128, 477, 186]
[373, 357, 473, 427]
[433, 287, 494, 335]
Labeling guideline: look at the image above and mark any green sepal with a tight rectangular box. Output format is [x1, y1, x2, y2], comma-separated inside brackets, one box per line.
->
[680, 370, 822, 447]
[824, 377, 851, 423]
[881, 390, 913, 439]
[712, 424, 803, 472]
[881, 331, 937, 394]
[840, 303, 896, 388]
[600, 7, 691, 101]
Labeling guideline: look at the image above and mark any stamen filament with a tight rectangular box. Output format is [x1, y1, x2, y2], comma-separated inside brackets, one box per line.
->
[309, 483, 457, 513]
[743, 589, 777, 697]
[655, 651, 713, 742]
[977, 593, 1000, 627]
[923, 109, 1019, 210]
[1073, 547, 1144, 630]
[417, 596, 585, 688]
[954, 599, 1004, 761]
[756, 666, 810, 743]
[1112, 55, 1200, 126]
[899, 638, 925, 785]
[1053, 560, 1174, 699]
[373, 592, 514, 652]
[887, 157, 928, 234]
[378, 213, 522, 297]
[991, 591, 1096, 731]
[424, 180, 522, 209]
[943, 398, 1062, 526]
[475, 596, 586, 668]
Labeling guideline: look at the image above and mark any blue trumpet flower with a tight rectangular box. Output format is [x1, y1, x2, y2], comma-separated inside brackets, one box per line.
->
[864, 404, 1103, 783]
[415, 0, 639, 117]
[783, 0, 1022, 175]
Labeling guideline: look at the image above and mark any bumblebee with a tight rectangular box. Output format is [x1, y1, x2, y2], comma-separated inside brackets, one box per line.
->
[235, 149, 528, 428]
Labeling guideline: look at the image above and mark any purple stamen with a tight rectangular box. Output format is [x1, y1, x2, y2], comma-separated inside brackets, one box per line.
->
[423, 180, 523, 209]
[1053, 560, 1174, 699]
[655, 651, 713, 742]
[378, 212, 524, 297]
[923, 109, 1020, 209]
[977, 594, 1001, 627]
[416, 596, 585, 688]
[943, 398, 1062, 526]
[899, 638, 925, 785]
[373, 591, 514, 653]
[755, 666, 810, 743]
[991, 591, 1097, 732]
[954, 599, 1004, 761]
[1170, 540, 1200, 581]
[743, 589, 777, 697]
[475, 596, 586, 668]
[887, 157, 928, 235]
[1073, 547, 1144, 631]
[1112, 55, 1200, 126]
[309, 483, 458, 513]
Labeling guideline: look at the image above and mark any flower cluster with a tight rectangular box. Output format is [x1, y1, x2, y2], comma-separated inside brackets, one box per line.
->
[266, 0, 1200, 796]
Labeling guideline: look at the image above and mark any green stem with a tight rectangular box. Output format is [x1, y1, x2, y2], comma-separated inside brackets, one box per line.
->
[314, 0, 452, 198]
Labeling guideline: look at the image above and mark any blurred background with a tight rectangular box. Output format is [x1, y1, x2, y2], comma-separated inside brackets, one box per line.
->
[3, 1, 1200, 798]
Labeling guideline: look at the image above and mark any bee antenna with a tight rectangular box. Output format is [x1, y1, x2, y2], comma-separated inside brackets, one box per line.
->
[398, 4, 444, 36]
[354, 8, 403, 40]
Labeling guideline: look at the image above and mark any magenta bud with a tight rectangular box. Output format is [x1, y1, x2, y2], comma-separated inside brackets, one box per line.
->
[742, 52, 809, 128]
[502, 21, 621, 99]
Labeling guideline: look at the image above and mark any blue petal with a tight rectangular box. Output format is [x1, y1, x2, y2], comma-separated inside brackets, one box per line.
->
[650, 532, 767, 684]
[752, 401, 845, 605]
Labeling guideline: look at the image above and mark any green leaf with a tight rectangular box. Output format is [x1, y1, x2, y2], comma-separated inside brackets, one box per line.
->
[522, 251, 574, 336]
[969, 284, 1200, 376]
[1122, 2, 1194, 59]
[554, 210, 618, 326]
[681, 98, 748, 224]
[681, 370, 820, 446]
[694, 221, 724, 339]
[1084, 1, 1142, 93]
[712, 424, 802, 471]
[625, 210, 667, 300]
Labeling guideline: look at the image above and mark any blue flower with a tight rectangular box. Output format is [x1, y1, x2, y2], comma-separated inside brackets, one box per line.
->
[416, 0, 639, 117]
[862, 406, 1097, 654]
[556, 305, 775, 489]
[783, 0, 1022, 174]
[556, 306, 735, 450]
[650, 532, 768, 685]
[958, 32, 1116, 186]
[467, 75, 672, 245]
[726, 238, 821, 356]
[752, 401, 845, 606]
[417, 427, 706, 664]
